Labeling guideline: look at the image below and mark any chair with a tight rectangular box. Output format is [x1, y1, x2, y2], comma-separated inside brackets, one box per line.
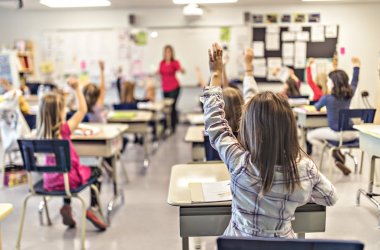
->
[23, 114, 36, 130]
[217, 236, 364, 250]
[113, 103, 138, 110]
[0, 203, 13, 250]
[16, 139, 104, 250]
[204, 135, 221, 161]
[319, 109, 376, 178]
[66, 111, 90, 123]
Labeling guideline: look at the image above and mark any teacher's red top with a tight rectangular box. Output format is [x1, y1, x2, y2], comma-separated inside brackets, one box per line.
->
[159, 60, 181, 92]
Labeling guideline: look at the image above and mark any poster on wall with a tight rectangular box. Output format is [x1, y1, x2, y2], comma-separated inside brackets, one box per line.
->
[220, 27, 231, 42]
[293, 13, 306, 23]
[308, 13, 321, 23]
[281, 14, 291, 23]
[265, 14, 278, 23]
[325, 25, 338, 38]
[253, 14, 264, 24]
[0, 52, 20, 91]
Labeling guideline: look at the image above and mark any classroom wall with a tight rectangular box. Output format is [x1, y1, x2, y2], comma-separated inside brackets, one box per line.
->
[0, 3, 379, 112]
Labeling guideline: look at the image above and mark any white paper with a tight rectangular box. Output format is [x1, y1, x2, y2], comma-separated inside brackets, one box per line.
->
[282, 31, 296, 42]
[253, 41, 265, 57]
[277, 67, 291, 82]
[311, 25, 325, 42]
[202, 180, 232, 202]
[294, 42, 307, 69]
[282, 43, 294, 58]
[283, 58, 294, 66]
[325, 25, 338, 38]
[265, 33, 280, 51]
[253, 58, 267, 77]
[266, 25, 280, 34]
[289, 25, 302, 33]
[267, 57, 282, 80]
[296, 31, 310, 42]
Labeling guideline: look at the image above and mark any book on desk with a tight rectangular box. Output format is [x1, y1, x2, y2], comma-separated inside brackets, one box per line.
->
[189, 180, 232, 203]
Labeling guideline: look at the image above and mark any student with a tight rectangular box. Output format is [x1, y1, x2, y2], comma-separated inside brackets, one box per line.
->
[0, 78, 30, 115]
[83, 60, 106, 123]
[276, 68, 301, 98]
[203, 43, 337, 238]
[306, 58, 328, 102]
[120, 81, 136, 104]
[37, 77, 107, 230]
[144, 76, 156, 103]
[307, 57, 361, 175]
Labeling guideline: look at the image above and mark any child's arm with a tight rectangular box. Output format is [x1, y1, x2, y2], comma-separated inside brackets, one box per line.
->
[243, 47, 259, 102]
[309, 162, 338, 206]
[350, 57, 361, 95]
[67, 77, 88, 131]
[306, 58, 323, 100]
[96, 60, 106, 107]
[314, 95, 327, 111]
[203, 43, 251, 175]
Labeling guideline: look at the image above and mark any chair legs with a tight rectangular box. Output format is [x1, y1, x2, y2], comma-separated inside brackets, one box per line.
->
[327, 147, 336, 179]
[359, 151, 365, 175]
[345, 150, 358, 173]
[319, 142, 329, 171]
[90, 185, 105, 222]
[38, 197, 52, 226]
[15, 194, 33, 250]
[74, 196, 87, 250]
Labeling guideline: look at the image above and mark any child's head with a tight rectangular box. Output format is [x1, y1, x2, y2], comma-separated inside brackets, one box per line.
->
[316, 72, 328, 95]
[328, 70, 353, 100]
[284, 77, 300, 97]
[36, 92, 65, 139]
[121, 81, 136, 103]
[239, 91, 301, 195]
[83, 84, 100, 113]
[223, 87, 244, 133]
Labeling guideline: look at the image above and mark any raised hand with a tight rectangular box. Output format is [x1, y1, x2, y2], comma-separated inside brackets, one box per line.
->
[351, 57, 361, 67]
[99, 60, 105, 71]
[244, 47, 254, 73]
[307, 58, 315, 67]
[67, 77, 79, 90]
[208, 43, 223, 87]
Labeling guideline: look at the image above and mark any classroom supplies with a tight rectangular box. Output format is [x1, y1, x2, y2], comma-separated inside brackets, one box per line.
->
[73, 124, 101, 136]
[189, 180, 232, 203]
[108, 111, 137, 120]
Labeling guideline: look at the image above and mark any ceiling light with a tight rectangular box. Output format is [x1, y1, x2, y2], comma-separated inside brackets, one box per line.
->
[150, 31, 158, 38]
[183, 4, 204, 16]
[174, 0, 237, 4]
[40, 0, 111, 8]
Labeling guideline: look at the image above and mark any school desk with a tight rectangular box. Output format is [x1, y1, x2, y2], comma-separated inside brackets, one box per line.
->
[0, 203, 13, 250]
[186, 113, 205, 126]
[72, 123, 128, 223]
[168, 163, 327, 250]
[354, 124, 380, 228]
[107, 110, 154, 168]
[184, 126, 205, 161]
[293, 107, 328, 150]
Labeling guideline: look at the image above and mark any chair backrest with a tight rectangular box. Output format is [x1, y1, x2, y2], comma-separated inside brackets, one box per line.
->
[338, 109, 376, 131]
[66, 111, 89, 123]
[289, 95, 309, 99]
[23, 114, 36, 130]
[113, 103, 138, 110]
[17, 139, 71, 173]
[217, 237, 364, 250]
[204, 135, 221, 161]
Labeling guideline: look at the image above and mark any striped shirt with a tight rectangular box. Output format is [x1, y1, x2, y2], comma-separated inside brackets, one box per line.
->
[203, 86, 338, 238]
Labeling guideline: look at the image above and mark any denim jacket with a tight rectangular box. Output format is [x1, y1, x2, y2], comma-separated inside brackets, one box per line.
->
[202, 85, 338, 238]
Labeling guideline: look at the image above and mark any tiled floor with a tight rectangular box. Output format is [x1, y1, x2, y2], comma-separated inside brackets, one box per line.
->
[1, 125, 380, 250]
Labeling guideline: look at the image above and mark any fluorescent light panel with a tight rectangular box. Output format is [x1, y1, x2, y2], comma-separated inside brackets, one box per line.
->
[174, 0, 238, 4]
[40, 0, 111, 8]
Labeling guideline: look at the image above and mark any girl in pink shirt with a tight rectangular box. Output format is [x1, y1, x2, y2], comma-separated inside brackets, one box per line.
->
[36, 78, 107, 231]
[158, 45, 185, 133]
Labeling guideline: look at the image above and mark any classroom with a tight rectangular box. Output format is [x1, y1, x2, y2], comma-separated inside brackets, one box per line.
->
[0, 0, 380, 249]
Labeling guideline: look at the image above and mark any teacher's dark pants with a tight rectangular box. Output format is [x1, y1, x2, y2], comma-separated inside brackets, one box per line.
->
[164, 87, 181, 133]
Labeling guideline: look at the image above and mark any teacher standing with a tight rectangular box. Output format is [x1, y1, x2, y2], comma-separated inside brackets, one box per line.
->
[158, 45, 185, 133]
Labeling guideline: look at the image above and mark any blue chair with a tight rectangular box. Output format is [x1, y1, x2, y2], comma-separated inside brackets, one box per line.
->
[23, 114, 36, 130]
[16, 139, 104, 250]
[319, 109, 376, 177]
[217, 237, 364, 250]
[204, 135, 221, 161]
[66, 111, 90, 123]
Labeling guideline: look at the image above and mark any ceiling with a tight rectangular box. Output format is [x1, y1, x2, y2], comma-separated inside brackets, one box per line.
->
[1, 0, 380, 10]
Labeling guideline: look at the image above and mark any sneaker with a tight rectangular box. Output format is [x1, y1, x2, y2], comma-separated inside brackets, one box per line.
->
[335, 161, 351, 175]
[86, 207, 107, 231]
[332, 149, 345, 163]
[60, 205, 76, 228]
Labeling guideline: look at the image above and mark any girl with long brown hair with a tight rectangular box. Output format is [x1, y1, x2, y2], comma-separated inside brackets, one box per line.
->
[203, 43, 337, 238]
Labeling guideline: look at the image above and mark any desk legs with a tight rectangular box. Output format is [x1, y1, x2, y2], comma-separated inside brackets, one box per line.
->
[142, 130, 150, 168]
[182, 237, 189, 250]
[357, 155, 380, 228]
[107, 153, 125, 224]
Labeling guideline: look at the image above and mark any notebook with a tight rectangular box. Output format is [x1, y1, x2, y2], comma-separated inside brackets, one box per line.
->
[73, 124, 100, 136]
[189, 180, 232, 203]
[109, 111, 137, 120]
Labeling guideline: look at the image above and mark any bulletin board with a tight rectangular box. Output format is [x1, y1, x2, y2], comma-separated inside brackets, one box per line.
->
[0, 51, 20, 92]
[252, 25, 339, 82]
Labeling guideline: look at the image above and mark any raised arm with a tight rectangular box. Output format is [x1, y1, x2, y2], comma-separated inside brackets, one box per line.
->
[96, 60, 106, 107]
[243, 47, 259, 102]
[306, 58, 323, 100]
[350, 57, 361, 95]
[67, 77, 88, 131]
[203, 43, 249, 174]
[309, 161, 338, 206]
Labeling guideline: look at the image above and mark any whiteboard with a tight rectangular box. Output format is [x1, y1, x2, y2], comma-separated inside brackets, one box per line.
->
[141, 26, 251, 87]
